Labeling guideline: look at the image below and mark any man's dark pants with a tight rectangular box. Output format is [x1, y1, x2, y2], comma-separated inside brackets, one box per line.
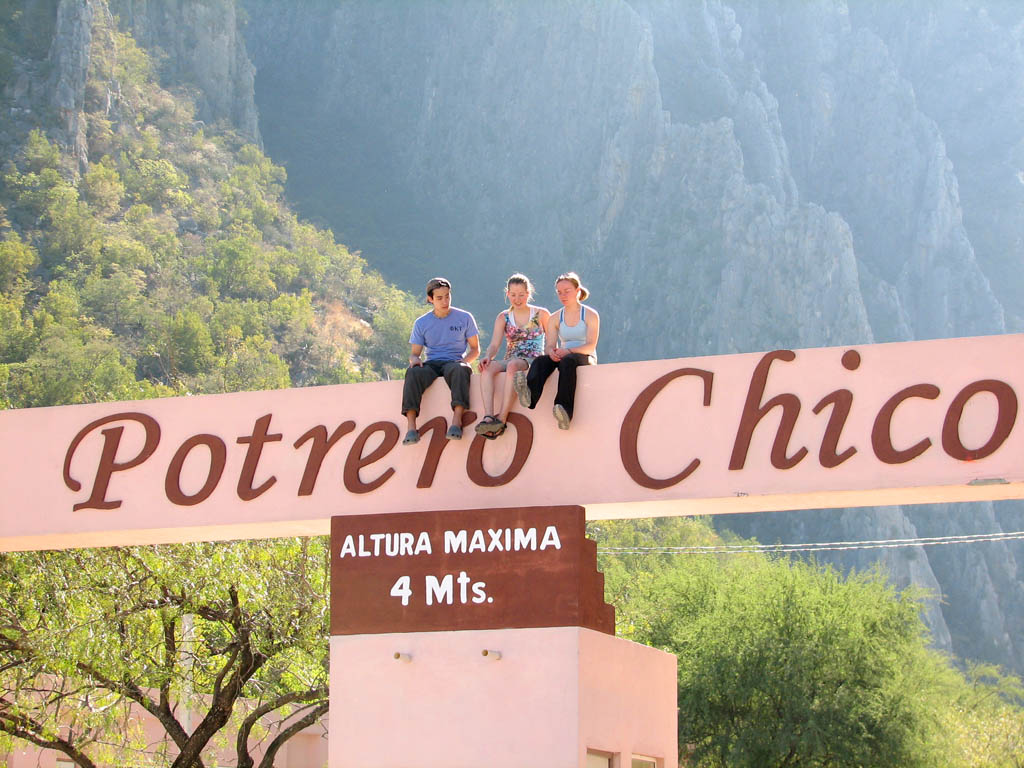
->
[402, 359, 472, 415]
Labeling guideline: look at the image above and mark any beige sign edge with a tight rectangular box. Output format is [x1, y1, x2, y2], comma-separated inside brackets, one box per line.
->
[4, 480, 1021, 551]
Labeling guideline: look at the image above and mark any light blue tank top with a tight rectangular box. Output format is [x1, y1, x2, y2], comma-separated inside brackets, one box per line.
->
[558, 305, 589, 349]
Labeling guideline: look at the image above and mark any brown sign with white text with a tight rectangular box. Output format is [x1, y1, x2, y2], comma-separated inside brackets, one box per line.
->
[329, 505, 614, 635]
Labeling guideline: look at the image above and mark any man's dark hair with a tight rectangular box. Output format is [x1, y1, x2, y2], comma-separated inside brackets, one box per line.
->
[426, 277, 452, 298]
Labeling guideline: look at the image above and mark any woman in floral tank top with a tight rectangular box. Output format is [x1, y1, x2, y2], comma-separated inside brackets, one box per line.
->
[475, 274, 550, 438]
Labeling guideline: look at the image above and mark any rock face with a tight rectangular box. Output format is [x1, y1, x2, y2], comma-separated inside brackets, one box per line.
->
[33, 0, 1024, 670]
[48, 0, 94, 170]
[237, 0, 1024, 670]
[110, 0, 259, 141]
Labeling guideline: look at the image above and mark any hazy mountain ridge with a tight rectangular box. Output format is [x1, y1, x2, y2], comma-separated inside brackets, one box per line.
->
[19, 0, 1024, 670]
[238, 0, 1024, 669]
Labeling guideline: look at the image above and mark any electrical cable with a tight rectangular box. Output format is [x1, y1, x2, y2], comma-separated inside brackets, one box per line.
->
[597, 530, 1024, 555]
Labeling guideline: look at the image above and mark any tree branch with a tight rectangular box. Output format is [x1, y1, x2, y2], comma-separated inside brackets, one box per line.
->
[235, 687, 329, 768]
[171, 586, 266, 768]
[0, 696, 100, 768]
[76, 661, 195, 759]
[256, 700, 329, 768]
[160, 613, 177, 713]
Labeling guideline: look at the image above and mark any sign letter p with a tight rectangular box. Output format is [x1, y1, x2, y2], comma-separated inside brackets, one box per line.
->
[63, 413, 161, 511]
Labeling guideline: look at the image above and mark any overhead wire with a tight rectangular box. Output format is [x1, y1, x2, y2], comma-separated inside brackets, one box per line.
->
[597, 530, 1024, 555]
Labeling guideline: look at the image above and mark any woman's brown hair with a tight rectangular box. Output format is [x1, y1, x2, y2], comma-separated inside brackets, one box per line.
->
[555, 271, 589, 302]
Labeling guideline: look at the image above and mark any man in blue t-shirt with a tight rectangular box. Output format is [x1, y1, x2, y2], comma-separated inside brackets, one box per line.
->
[402, 277, 480, 444]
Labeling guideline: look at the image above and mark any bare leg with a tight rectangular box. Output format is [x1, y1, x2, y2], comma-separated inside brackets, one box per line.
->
[479, 363, 497, 417]
[480, 361, 508, 417]
[499, 359, 528, 422]
[406, 409, 418, 432]
[453, 405, 464, 427]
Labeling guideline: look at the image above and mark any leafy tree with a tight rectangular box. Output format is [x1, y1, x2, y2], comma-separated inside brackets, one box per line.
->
[208, 298, 272, 351]
[39, 184, 101, 267]
[21, 129, 61, 174]
[158, 309, 216, 378]
[592, 518, 1022, 768]
[78, 267, 148, 336]
[0, 538, 330, 768]
[214, 333, 291, 393]
[940, 663, 1024, 767]
[205, 236, 277, 300]
[122, 156, 191, 209]
[0, 294, 32, 362]
[6, 325, 150, 407]
[3, 166, 69, 231]
[359, 284, 423, 378]
[80, 157, 126, 217]
[220, 144, 287, 234]
[0, 232, 38, 295]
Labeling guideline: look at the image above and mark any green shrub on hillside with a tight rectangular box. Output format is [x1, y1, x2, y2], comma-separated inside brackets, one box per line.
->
[592, 517, 1024, 768]
[0, 8, 419, 408]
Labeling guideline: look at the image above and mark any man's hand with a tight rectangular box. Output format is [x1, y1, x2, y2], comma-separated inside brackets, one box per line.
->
[409, 354, 423, 367]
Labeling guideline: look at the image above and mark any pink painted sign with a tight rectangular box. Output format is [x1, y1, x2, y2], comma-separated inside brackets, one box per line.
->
[1, 334, 1021, 550]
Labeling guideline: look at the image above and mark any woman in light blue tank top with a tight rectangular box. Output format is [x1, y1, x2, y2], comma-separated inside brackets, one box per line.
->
[512, 272, 600, 430]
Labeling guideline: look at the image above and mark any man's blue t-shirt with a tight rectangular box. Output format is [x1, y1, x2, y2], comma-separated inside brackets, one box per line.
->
[409, 307, 479, 362]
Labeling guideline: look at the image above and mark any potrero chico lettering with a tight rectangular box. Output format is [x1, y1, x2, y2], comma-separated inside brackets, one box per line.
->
[60, 346, 1019, 513]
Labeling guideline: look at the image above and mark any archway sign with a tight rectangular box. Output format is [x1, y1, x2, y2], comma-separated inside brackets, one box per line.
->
[1, 333, 1022, 552]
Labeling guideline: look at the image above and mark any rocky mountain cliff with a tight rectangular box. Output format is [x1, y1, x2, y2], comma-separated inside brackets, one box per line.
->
[110, 0, 259, 141]
[237, 0, 1024, 670]
[22, 0, 1024, 671]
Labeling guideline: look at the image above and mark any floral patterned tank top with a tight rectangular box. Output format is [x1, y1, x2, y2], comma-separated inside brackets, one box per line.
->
[504, 307, 545, 360]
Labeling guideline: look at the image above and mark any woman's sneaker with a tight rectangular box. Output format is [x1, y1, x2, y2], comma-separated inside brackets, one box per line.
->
[475, 416, 505, 436]
[553, 404, 571, 430]
[513, 371, 532, 407]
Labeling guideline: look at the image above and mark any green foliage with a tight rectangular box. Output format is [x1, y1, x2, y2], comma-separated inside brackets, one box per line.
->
[593, 518, 1024, 768]
[78, 266, 147, 333]
[22, 129, 61, 173]
[677, 562, 942, 767]
[0, 0, 420, 408]
[215, 333, 291, 392]
[2, 141, 101, 269]
[121, 156, 191, 209]
[158, 309, 216, 376]
[86, 17, 153, 113]
[80, 157, 125, 216]
[0, 232, 37, 295]
[940, 663, 1024, 767]
[0, 538, 330, 768]
[5, 323, 155, 406]
[205, 236, 277, 300]
[220, 144, 287, 234]
[360, 284, 423, 379]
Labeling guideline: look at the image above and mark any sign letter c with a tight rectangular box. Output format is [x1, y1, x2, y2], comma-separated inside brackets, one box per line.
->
[619, 368, 713, 489]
